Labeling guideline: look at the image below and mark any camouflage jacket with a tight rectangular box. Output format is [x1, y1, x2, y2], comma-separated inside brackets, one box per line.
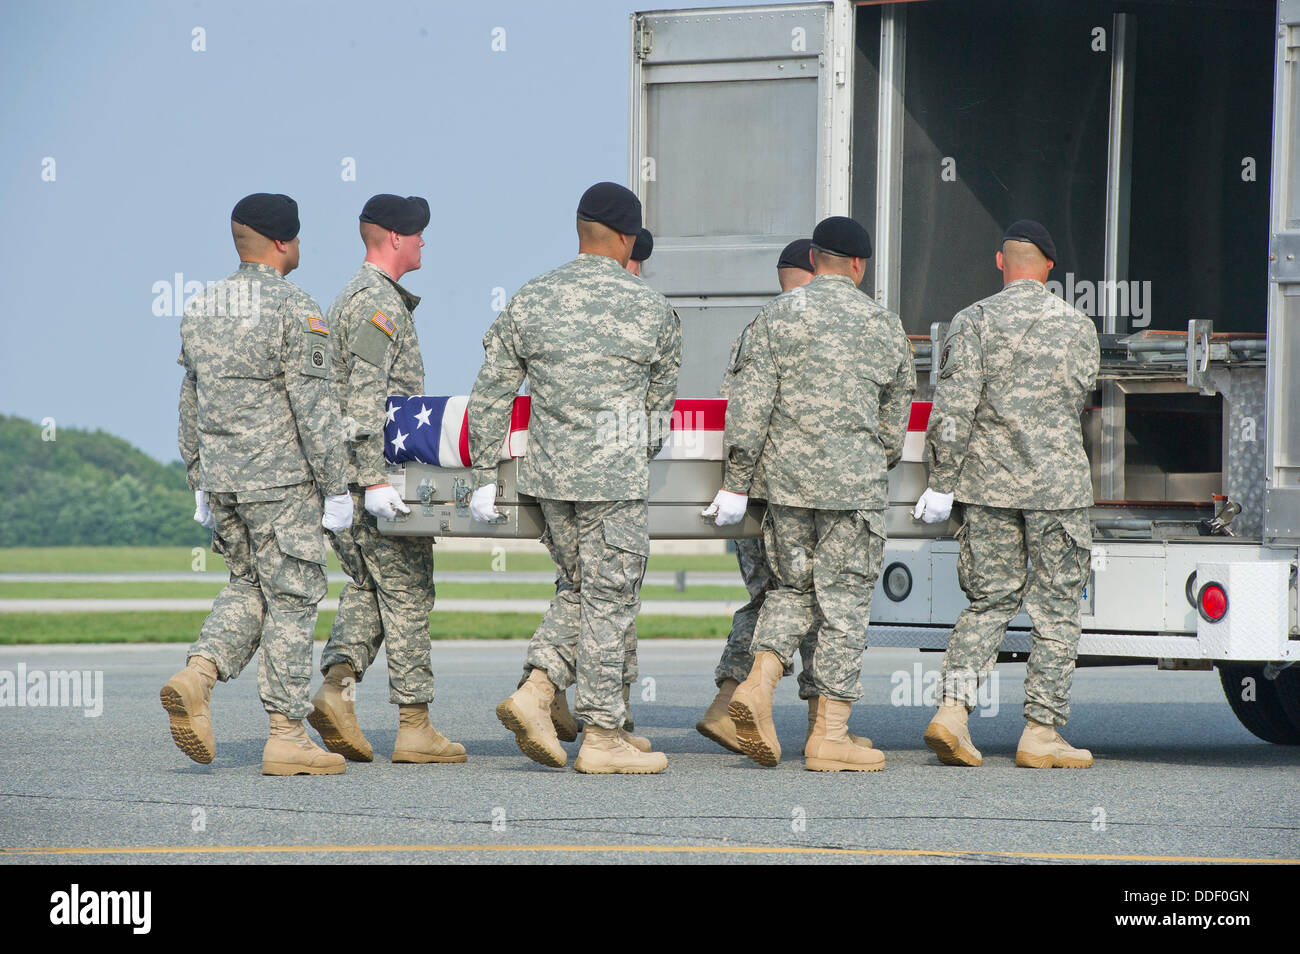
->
[327, 262, 426, 487]
[468, 253, 681, 501]
[178, 261, 346, 497]
[924, 278, 1099, 509]
[722, 273, 915, 510]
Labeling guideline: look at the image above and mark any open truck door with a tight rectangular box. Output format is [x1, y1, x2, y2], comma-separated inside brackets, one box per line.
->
[630, 1, 855, 396]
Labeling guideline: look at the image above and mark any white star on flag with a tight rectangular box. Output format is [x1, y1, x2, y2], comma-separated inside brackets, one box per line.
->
[413, 404, 433, 429]
[385, 402, 399, 424]
[390, 429, 408, 454]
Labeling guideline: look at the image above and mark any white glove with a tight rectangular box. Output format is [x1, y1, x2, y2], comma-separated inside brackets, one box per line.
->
[471, 483, 502, 523]
[193, 491, 215, 530]
[321, 493, 355, 532]
[364, 484, 410, 521]
[702, 489, 748, 527]
[913, 488, 955, 524]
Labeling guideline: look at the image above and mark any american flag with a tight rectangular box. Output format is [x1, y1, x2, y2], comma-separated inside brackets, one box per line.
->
[383, 396, 933, 466]
[383, 395, 530, 466]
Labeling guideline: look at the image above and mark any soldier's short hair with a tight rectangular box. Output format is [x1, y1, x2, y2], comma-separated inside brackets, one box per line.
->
[360, 220, 390, 250]
[811, 247, 857, 273]
[576, 216, 620, 244]
[231, 220, 273, 258]
[1001, 238, 1049, 269]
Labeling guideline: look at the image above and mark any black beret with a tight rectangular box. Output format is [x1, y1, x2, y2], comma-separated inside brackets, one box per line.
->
[631, 228, 654, 262]
[360, 194, 431, 235]
[1002, 219, 1057, 263]
[811, 216, 872, 259]
[231, 193, 299, 241]
[577, 181, 642, 236]
[777, 238, 815, 272]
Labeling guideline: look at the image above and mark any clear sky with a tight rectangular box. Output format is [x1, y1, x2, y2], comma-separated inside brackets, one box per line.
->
[0, 0, 726, 463]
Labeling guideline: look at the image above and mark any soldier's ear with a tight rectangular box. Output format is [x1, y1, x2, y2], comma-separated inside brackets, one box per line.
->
[995, 251, 1005, 272]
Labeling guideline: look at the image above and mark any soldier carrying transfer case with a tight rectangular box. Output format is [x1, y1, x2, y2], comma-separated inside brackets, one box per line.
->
[468, 182, 681, 774]
[697, 238, 872, 756]
[707, 216, 915, 772]
[542, 224, 660, 748]
[162, 193, 353, 776]
[308, 194, 467, 766]
[914, 219, 1100, 769]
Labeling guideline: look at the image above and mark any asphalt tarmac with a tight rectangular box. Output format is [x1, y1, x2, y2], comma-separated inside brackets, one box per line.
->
[1, 641, 1297, 865]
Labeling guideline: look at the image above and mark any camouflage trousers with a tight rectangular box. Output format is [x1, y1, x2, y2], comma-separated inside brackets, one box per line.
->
[940, 505, 1091, 726]
[188, 481, 328, 720]
[713, 536, 818, 697]
[525, 498, 648, 730]
[320, 488, 435, 705]
[750, 504, 886, 702]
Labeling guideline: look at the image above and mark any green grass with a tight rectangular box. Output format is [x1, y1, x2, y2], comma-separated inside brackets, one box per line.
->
[0, 581, 749, 602]
[0, 546, 741, 575]
[0, 611, 733, 644]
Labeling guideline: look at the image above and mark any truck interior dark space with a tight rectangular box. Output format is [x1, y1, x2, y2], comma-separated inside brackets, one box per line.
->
[854, 0, 1274, 505]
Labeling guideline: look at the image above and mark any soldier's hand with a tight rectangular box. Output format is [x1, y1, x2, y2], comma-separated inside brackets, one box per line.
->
[470, 483, 502, 522]
[322, 493, 355, 532]
[364, 484, 410, 521]
[193, 491, 215, 530]
[913, 488, 954, 524]
[703, 489, 747, 527]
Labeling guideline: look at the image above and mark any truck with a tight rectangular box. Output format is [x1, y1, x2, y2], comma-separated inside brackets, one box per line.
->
[380, 0, 1300, 744]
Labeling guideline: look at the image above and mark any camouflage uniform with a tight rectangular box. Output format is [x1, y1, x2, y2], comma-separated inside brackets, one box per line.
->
[925, 278, 1100, 725]
[715, 537, 827, 695]
[178, 262, 346, 719]
[318, 262, 436, 705]
[469, 253, 681, 730]
[723, 274, 914, 701]
[713, 317, 822, 697]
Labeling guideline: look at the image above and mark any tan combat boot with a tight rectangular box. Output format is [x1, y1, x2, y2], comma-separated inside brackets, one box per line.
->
[307, 662, 373, 762]
[1016, 719, 1093, 769]
[618, 728, 652, 752]
[728, 651, 784, 766]
[923, 701, 983, 767]
[551, 687, 578, 742]
[807, 697, 872, 750]
[804, 698, 885, 772]
[262, 712, 346, 776]
[617, 683, 650, 749]
[496, 668, 567, 767]
[697, 679, 743, 753]
[393, 703, 468, 763]
[573, 726, 668, 775]
[160, 655, 218, 764]
[579, 725, 653, 752]
[578, 720, 652, 752]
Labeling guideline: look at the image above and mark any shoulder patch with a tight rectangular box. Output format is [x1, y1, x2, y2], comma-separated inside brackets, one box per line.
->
[730, 325, 751, 373]
[302, 338, 331, 379]
[350, 319, 393, 368]
[306, 316, 329, 336]
[370, 311, 396, 337]
[939, 343, 954, 378]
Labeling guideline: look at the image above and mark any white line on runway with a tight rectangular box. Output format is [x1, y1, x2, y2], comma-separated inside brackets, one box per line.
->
[0, 598, 739, 616]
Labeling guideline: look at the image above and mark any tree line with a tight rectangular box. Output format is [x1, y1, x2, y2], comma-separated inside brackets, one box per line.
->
[0, 415, 209, 547]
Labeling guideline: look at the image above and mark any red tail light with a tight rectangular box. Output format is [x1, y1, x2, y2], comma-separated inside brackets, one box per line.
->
[1198, 582, 1228, 623]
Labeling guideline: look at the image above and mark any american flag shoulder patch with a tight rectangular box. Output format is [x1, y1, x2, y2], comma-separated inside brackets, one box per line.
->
[306, 316, 329, 335]
[370, 311, 396, 337]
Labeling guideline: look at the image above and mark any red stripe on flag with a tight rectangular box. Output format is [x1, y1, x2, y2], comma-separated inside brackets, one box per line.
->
[909, 402, 932, 432]
[511, 395, 531, 431]
[458, 411, 470, 466]
[670, 399, 727, 430]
